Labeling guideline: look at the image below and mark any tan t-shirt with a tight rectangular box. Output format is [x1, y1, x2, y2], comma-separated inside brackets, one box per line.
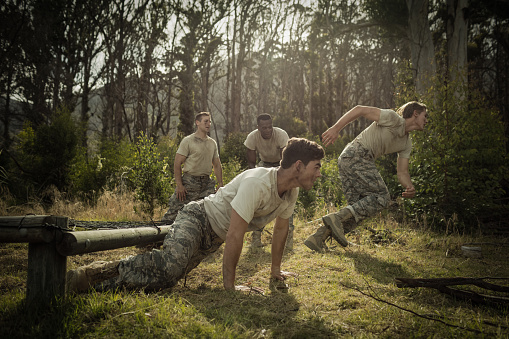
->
[177, 134, 219, 176]
[203, 167, 298, 240]
[356, 109, 412, 159]
[244, 127, 289, 163]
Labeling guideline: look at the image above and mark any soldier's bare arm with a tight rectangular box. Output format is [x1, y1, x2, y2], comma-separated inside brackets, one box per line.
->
[212, 156, 223, 189]
[322, 106, 381, 147]
[397, 157, 416, 198]
[222, 209, 248, 290]
[246, 148, 257, 169]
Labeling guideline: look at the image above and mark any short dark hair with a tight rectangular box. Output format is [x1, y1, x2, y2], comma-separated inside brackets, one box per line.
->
[195, 111, 211, 122]
[257, 113, 272, 125]
[397, 101, 427, 119]
[280, 138, 325, 169]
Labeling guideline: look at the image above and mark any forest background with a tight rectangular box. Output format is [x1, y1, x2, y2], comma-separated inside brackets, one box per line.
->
[0, 0, 508, 231]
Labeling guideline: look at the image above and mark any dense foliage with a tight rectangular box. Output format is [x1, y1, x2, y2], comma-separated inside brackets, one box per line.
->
[401, 77, 507, 229]
[0, 0, 508, 229]
[126, 133, 171, 217]
[12, 109, 79, 200]
[219, 132, 249, 170]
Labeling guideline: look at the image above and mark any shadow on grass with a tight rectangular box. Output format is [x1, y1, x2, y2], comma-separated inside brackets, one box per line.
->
[177, 285, 341, 338]
[342, 250, 411, 284]
[0, 296, 90, 339]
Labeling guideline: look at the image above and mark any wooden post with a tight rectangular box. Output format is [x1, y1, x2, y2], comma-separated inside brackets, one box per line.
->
[26, 241, 67, 307]
[25, 216, 68, 308]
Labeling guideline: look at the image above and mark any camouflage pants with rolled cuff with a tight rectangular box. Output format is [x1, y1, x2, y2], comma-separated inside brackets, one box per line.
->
[98, 200, 223, 291]
[338, 141, 390, 224]
[161, 174, 216, 223]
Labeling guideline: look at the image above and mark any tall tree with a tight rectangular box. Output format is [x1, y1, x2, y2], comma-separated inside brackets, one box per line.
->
[446, 0, 468, 75]
[406, 0, 436, 95]
[100, 0, 148, 140]
[173, 0, 227, 136]
[0, 0, 31, 149]
[134, 0, 169, 139]
[229, 0, 266, 133]
[75, 0, 109, 151]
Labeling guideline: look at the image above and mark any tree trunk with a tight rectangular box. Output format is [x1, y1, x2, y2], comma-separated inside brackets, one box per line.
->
[406, 0, 436, 95]
[447, 0, 468, 83]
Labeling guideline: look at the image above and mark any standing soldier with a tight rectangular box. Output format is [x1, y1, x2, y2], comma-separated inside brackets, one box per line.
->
[162, 112, 223, 223]
[244, 113, 294, 250]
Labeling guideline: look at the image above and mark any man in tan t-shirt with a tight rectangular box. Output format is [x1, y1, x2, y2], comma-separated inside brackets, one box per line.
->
[305, 102, 428, 252]
[244, 114, 294, 250]
[161, 112, 223, 224]
[67, 138, 324, 294]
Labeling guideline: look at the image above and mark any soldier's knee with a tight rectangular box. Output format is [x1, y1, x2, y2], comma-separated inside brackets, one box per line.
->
[377, 193, 391, 208]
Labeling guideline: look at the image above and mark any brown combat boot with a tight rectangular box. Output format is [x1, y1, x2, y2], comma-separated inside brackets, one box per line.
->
[285, 226, 294, 251]
[304, 225, 332, 252]
[322, 208, 355, 247]
[250, 230, 264, 248]
[66, 260, 120, 293]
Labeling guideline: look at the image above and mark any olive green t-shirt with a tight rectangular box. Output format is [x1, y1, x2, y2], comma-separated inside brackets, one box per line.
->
[356, 109, 412, 159]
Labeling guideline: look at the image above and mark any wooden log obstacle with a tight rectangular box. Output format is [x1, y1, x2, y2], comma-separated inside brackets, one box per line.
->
[0, 215, 172, 308]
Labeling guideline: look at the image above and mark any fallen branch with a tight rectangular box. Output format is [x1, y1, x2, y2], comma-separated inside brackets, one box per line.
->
[395, 277, 509, 308]
[462, 242, 509, 247]
[395, 277, 509, 292]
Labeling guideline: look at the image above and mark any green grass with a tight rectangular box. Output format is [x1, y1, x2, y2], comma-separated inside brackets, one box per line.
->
[1, 216, 508, 338]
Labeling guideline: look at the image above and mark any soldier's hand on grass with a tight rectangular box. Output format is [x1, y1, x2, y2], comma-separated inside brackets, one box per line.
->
[235, 285, 264, 295]
[402, 186, 416, 198]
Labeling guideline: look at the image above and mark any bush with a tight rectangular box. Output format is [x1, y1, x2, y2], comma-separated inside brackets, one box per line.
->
[127, 133, 172, 218]
[296, 154, 346, 218]
[402, 76, 508, 229]
[220, 132, 249, 169]
[219, 157, 243, 186]
[12, 108, 79, 200]
[273, 115, 308, 138]
[155, 135, 180, 178]
[69, 137, 133, 201]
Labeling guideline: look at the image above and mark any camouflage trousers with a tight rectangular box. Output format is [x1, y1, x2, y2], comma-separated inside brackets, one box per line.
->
[338, 141, 390, 223]
[162, 174, 216, 223]
[99, 200, 223, 291]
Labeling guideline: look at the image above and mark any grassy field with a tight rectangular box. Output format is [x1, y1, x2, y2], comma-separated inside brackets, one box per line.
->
[1, 195, 508, 338]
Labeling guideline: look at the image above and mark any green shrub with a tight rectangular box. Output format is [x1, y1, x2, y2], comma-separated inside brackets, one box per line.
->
[155, 135, 180, 178]
[218, 157, 243, 186]
[69, 136, 134, 202]
[13, 108, 79, 198]
[127, 133, 172, 218]
[402, 77, 508, 229]
[273, 115, 308, 138]
[296, 155, 345, 217]
[220, 132, 248, 169]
